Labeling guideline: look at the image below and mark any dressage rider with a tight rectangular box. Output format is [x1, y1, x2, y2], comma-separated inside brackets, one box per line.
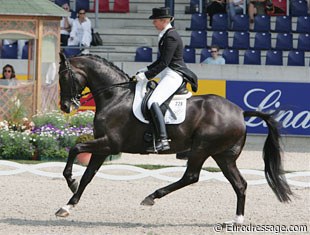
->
[135, 7, 197, 153]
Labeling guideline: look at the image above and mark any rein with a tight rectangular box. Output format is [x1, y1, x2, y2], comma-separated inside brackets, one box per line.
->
[79, 80, 136, 105]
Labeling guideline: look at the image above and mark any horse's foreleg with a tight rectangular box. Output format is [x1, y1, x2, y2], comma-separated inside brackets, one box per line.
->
[213, 154, 247, 225]
[56, 154, 106, 217]
[63, 147, 79, 193]
[141, 155, 206, 206]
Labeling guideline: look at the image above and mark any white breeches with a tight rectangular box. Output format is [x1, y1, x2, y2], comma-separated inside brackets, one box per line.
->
[147, 67, 183, 109]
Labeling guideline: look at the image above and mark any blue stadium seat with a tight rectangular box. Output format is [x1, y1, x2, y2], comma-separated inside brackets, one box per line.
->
[1, 43, 18, 59]
[274, 16, 292, 33]
[297, 34, 310, 51]
[222, 49, 239, 64]
[186, 13, 207, 31]
[183, 47, 196, 63]
[231, 14, 249, 32]
[188, 30, 207, 48]
[200, 48, 211, 62]
[63, 46, 81, 57]
[135, 46, 152, 62]
[212, 14, 228, 31]
[295, 16, 310, 33]
[55, 0, 69, 7]
[253, 32, 271, 50]
[76, 0, 89, 12]
[265, 50, 283, 65]
[287, 50, 305, 66]
[232, 31, 250, 49]
[253, 15, 271, 32]
[22, 42, 28, 59]
[211, 31, 228, 49]
[275, 33, 293, 51]
[290, 0, 308, 16]
[243, 50, 261, 65]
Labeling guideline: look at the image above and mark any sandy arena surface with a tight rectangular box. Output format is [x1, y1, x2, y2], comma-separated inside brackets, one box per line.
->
[0, 136, 309, 235]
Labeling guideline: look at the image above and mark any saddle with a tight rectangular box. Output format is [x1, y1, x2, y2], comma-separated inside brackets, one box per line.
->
[141, 80, 189, 121]
[132, 79, 192, 125]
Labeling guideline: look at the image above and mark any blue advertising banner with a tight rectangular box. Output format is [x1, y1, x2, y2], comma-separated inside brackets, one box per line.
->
[226, 81, 310, 136]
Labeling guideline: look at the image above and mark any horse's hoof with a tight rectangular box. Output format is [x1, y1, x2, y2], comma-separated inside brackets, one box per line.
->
[69, 180, 79, 194]
[55, 205, 71, 217]
[140, 196, 155, 206]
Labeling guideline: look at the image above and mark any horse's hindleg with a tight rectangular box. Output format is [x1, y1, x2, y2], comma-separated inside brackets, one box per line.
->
[141, 153, 206, 206]
[56, 154, 106, 217]
[213, 153, 247, 224]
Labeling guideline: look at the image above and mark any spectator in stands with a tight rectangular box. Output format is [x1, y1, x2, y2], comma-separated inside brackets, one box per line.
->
[60, 3, 74, 46]
[68, 8, 92, 54]
[226, 0, 244, 29]
[248, 0, 267, 28]
[202, 45, 225, 64]
[0, 64, 18, 86]
[205, 0, 227, 26]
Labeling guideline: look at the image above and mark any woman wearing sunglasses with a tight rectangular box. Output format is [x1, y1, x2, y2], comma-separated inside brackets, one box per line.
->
[68, 8, 92, 54]
[1, 64, 17, 86]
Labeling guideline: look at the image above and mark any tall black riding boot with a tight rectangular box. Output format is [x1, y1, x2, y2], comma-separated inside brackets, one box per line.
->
[146, 102, 170, 153]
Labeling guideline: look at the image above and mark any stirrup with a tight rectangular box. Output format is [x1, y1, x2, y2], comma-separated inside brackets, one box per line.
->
[146, 139, 170, 153]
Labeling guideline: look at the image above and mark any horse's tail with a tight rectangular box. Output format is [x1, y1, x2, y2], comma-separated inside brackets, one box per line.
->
[244, 110, 293, 202]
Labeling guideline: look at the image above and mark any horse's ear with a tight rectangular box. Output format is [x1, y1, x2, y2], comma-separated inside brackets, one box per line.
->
[59, 52, 67, 64]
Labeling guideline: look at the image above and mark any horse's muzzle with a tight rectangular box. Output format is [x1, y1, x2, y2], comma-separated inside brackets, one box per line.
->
[60, 100, 72, 113]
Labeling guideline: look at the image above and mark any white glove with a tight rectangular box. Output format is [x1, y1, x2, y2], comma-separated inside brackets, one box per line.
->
[135, 72, 147, 82]
[137, 67, 148, 73]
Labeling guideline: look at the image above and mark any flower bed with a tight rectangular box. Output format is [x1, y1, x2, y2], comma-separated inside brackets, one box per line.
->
[0, 110, 96, 161]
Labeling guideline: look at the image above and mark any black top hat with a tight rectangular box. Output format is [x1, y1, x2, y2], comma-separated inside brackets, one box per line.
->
[149, 7, 173, 19]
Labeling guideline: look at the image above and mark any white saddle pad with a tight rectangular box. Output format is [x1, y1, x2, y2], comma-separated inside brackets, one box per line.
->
[132, 80, 192, 124]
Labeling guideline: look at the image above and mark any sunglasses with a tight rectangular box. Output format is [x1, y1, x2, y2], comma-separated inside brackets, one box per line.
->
[211, 51, 218, 53]
[4, 70, 12, 73]
[79, 12, 86, 15]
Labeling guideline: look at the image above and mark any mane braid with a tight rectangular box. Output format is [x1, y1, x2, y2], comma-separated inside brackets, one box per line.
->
[79, 54, 130, 79]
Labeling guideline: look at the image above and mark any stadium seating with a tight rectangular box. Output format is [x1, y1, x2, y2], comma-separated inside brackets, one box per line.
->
[63, 46, 81, 57]
[290, 0, 308, 16]
[232, 31, 250, 49]
[211, 31, 228, 49]
[287, 50, 305, 66]
[113, 0, 129, 13]
[188, 31, 207, 48]
[243, 50, 261, 65]
[231, 14, 249, 32]
[200, 48, 211, 63]
[295, 16, 310, 33]
[297, 34, 310, 51]
[22, 42, 29, 59]
[183, 47, 196, 63]
[222, 49, 239, 64]
[76, 0, 90, 12]
[89, 0, 109, 12]
[265, 50, 283, 65]
[186, 13, 207, 31]
[55, 0, 69, 7]
[253, 15, 271, 32]
[212, 14, 228, 31]
[275, 33, 293, 51]
[274, 16, 292, 33]
[134, 46, 152, 62]
[253, 32, 271, 50]
[1, 43, 18, 59]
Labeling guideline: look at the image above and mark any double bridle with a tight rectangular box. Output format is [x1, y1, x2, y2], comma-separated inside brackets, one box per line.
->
[59, 57, 136, 108]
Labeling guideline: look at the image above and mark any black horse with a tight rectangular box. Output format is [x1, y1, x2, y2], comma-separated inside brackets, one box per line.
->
[56, 53, 292, 223]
